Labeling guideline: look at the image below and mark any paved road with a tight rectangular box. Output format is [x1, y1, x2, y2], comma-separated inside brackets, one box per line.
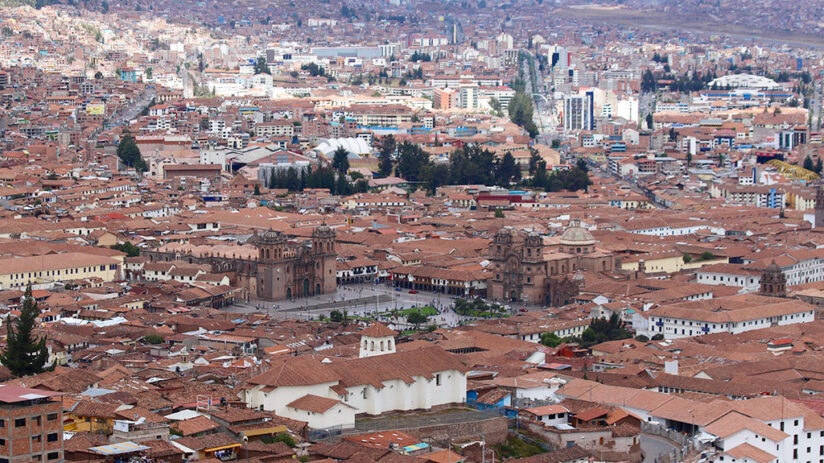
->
[222, 284, 502, 326]
[641, 434, 679, 463]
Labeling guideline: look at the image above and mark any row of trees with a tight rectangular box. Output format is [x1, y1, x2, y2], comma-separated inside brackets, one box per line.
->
[802, 156, 824, 174]
[528, 152, 592, 192]
[507, 78, 539, 138]
[377, 138, 524, 191]
[374, 136, 592, 194]
[409, 51, 431, 62]
[266, 165, 368, 196]
[508, 90, 539, 138]
[641, 69, 717, 94]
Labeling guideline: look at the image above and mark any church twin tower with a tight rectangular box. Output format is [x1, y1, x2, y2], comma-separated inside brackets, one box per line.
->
[252, 224, 337, 301]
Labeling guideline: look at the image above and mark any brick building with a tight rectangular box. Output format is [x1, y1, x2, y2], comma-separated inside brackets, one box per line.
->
[0, 386, 63, 463]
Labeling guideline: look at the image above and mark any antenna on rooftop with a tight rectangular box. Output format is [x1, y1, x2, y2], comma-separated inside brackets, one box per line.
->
[195, 394, 212, 411]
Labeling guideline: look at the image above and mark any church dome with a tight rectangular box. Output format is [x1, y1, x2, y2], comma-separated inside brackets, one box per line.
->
[560, 219, 595, 246]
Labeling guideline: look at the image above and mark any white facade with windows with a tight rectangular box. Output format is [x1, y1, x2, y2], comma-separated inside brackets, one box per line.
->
[644, 307, 815, 339]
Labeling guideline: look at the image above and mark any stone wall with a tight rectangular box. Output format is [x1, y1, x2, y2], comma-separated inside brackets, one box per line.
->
[408, 416, 509, 446]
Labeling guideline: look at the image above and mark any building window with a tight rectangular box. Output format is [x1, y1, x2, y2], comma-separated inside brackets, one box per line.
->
[47, 433, 58, 442]
[436, 374, 442, 386]
[14, 418, 25, 427]
[47, 453, 59, 461]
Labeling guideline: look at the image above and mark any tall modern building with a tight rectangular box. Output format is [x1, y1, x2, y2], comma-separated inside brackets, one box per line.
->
[459, 84, 479, 110]
[444, 17, 464, 44]
[563, 91, 594, 131]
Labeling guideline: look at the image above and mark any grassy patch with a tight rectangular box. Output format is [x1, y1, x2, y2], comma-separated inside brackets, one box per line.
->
[400, 305, 438, 317]
[492, 436, 544, 460]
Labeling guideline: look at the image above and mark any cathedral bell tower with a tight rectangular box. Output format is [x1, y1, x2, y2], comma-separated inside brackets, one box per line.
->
[815, 186, 824, 228]
[312, 223, 338, 294]
[254, 230, 288, 301]
[760, 260, 787, 298]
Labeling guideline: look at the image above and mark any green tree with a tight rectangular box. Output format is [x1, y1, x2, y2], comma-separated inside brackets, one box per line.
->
[494, 208, 505, 218]
[407, 311, 428, 329]
[396, 141, 431, 182]
[421, 163, 450, 194]
[94, 71, 103, 79]
[331, 147, 350, 174]
[540, 332, 563, 347]
[645, 113, 654, 130]
[508, 89, 538, 137]
[682, 253, 693, 263]
[272, 432, 296, 447]
[254, 184, 261, 195]
[489, 97, 504, 117]
[804, 156, 815, 172]
[641, 69, 657, 93]
[330, 310, 343, 322]
[301, 63, 325, 77]
[495, 152, 519, 186]
[528, 149, 542, 175]
[0, 285, 49, 377]
[377, 135, 397, 177]
[111, 242, 140, 257]
[116, 131, 147, 171]
[144, 334, 164, 344]
[700, 251, 715, 261]
[254, 57, 270, 75]
[576, 313, 632, 348]
[816, 158, 823, 174]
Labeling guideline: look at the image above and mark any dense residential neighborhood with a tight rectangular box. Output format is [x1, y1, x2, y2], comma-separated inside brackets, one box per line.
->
[2, 0, 824, 462]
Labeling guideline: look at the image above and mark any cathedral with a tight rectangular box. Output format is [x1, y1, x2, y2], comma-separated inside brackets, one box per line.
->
[250, 224, 338, 301]
[145, 225, 337, 302]
[488, 220, 615, 306]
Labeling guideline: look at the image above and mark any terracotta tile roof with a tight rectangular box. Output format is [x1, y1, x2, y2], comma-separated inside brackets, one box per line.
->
[172, 415, 221, 436]
[247, 356, 341, 388]
[723, 443, 777, 463]
[287, 394, 345, 413]
[360, 322, 397, 338]
[703, 411, 788, 442]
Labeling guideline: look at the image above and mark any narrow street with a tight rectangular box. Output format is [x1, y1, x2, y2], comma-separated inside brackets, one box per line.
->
[641, 434, 679, 463]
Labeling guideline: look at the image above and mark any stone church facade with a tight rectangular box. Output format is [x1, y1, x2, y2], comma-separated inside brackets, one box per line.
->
[488, 220, 615, 306]
[144, 225, 337, 302]
[250, 225, 337, 301]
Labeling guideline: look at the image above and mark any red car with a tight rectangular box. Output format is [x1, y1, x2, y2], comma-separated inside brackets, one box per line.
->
[519, 308, 528, 312]
[408, 290, 417, 294]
